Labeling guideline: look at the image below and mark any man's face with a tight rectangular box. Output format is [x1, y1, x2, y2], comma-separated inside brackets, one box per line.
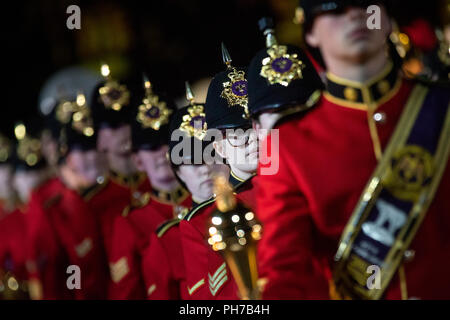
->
[136, 145, 176, 187]
[306, 6, 391, 64]
[13, 170, 43, 203]
[66, 149, 104, 186]
[41, 131, 59, 167]
[214, 128, 259, 174]
[98, 124, 132, 155]
[177, 164, 214, 201]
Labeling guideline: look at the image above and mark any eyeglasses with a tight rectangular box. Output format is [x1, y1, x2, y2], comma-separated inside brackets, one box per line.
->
[221, 126, 254, 147]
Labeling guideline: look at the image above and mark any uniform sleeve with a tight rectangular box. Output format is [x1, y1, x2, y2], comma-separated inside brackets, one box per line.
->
[256, 132, 329, 299]
[142, 232, 181, 300]
[0, 217, 8, 276]
[52, 198, 109, 300]
[25, 197, 66, 300]
[107, 215, 146, 300]
[179, 219, 210, 299]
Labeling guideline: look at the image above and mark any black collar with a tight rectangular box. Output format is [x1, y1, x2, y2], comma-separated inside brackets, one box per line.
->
[229, 171, 246, 188]
[324, 61, 401, 110]
[191, 200, 202, 211]
[233, 172, 256, 193]
[79, 176, 108, 201]
[109, 170, 147, 188]
[150, 185, 189, 205]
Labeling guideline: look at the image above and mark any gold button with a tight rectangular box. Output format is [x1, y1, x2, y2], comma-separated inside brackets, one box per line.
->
[344, 87, 358, 101]
[403, 249, 415, 262]
[373, 112, 386, 123]
[133, 191, 141, 199]
[377, 80, 390, 95]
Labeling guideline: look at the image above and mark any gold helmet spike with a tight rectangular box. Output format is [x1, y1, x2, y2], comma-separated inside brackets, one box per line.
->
[185, 81, 195, 105]
[221, 42, 233, 69]
[258, 17, 278, 48]
[180, 81, 207, 140]
[100, 63, 111, 79]
[98, 63, 130, 111]
[143, 73, 152, 92]
[136, 74, 173, 131]
[76, 92, 86, 107]
[14, 123, 26, 141]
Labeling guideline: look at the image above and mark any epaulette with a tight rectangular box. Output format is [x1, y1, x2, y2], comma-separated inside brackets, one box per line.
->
[150, 186, 190, 205]
[156, 218, 181, 238]
[81, 177, 109, 201]
[122, 192, 151, 217]
[110, 170, 147, 189]
[184, 197, 216, 222]
[43, 194, 63, 209]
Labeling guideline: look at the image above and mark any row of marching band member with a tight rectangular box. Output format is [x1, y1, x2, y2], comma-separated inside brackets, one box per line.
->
[1, 0, 450, 300]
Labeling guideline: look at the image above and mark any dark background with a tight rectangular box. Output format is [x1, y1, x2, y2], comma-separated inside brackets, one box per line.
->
[2, 0, 445, 130]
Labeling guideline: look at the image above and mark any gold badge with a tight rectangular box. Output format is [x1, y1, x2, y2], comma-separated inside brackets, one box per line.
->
[98, 64, 130, 111]
[220, 43, 249, 117]
[180, 82, 207, 140]
[136, 79, 173, 131]
[221, 68, 249, 109]
[72, 93, 94, 137]
[56, 100, 75, 124]
[384, 145, 434, 201]
[147, 284, 157, 297]
[175, 206, 190, 220]
[180, 105, 207, 140]
[75, 238, 93, 258]
[15, 123, 42, 167]
[110, 257, 130, 283]
[260, 44, 305, 87]
[56, 94, 94, 137]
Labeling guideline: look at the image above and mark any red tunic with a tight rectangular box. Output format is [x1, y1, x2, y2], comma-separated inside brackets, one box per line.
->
[142, 220, 188, 300]
[107, 190, 191, 299]
[180, 178, 256, 300]
[85, 172, 151, 298]
[46, 180, 109, 300]
[256, 74, 450, 299]
[88, 173, 151, 262]
[25, 177, 73, 300]
[0, 209, 28, 283]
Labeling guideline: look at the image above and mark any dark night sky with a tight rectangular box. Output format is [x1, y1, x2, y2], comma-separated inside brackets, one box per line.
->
[3, 0, 274, 125]
[2, 0, 443, 131]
